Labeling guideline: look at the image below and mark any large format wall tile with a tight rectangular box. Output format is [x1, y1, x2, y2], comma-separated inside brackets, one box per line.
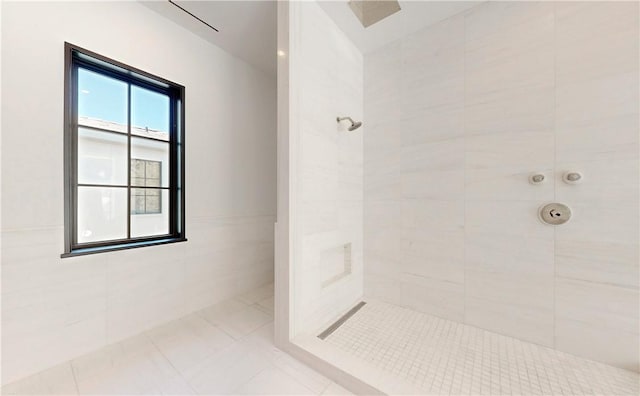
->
[464, 129, 555, 201]
[1, 216, 275, 385]
[554, 1, 639, 368]
[555, 278, 639, 371]
[363, 13, 466, 324]
[400, 104, 464, 146]
[462, 0, 555, 347]
[402, 169, 464, 201]
[556, 239, 639, 289]
[465, 230, 554, 346]
[2, 243, 108, 383]
[292, 1, 364, 336]
[464, 85, 555, 137]
[400, 273, 465, 323]
[555, 115, 639, 163]
[556, 72, 639, 127]
[363, 0, 639, 371]
[401, 229, 464, 284]
[400, 15, 464, 114]
[555, 1, 639, 85]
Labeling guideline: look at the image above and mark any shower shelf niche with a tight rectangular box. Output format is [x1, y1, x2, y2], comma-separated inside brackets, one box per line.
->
[321, 243, 353, 288]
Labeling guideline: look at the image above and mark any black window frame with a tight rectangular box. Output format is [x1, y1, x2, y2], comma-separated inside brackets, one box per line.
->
[62, 42, 186, 258]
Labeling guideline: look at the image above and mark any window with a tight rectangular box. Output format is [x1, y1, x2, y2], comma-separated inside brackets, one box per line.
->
[131, 159, 162, 215]
[62, 43, 185, 257]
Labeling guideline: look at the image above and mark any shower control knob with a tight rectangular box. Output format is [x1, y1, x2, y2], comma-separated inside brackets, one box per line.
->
[563, 171, 583, 184]
[539, 203, 571, 225]
[529, 173, 545, 184]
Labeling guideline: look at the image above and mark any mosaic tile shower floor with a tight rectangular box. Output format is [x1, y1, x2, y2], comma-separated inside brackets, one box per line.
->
[324, 301, 639, 395]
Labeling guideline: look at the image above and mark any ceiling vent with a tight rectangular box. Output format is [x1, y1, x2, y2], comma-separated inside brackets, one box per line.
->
[348, 0, 402, 28]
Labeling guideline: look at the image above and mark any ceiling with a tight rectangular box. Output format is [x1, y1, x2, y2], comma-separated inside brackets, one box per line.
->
[140, 1, 480, 77]
[141, 1, 277, 76]
[318, 0, 481, 54]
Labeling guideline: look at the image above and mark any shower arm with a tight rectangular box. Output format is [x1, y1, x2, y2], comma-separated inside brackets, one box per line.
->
[337, 116, 355, 124]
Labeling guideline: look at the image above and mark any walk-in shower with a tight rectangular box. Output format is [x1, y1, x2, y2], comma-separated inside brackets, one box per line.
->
[277, 1, 640, 394]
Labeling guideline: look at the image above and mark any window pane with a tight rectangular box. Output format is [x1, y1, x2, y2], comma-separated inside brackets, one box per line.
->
[131, 189, 169, 237]
[78, 128, 128, 185]
[78, 68, 128, 132]
[77, 186, 127, 243]
[145, 161, 161, 186]
[131, 137, 169, 187]
[131, 86, 169, 141]
[130, 158, 162, 188]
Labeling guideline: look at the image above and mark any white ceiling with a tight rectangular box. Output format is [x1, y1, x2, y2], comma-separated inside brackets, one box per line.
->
[140, 1, 480, 77]
[141, 1, 277, 76]
[317, 0, 481, 54]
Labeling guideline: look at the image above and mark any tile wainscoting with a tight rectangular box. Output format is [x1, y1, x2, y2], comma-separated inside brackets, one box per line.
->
[1, 215, 275, 385]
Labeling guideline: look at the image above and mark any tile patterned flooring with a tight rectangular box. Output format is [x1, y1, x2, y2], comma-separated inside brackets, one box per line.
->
[6, 290, 638, 396]
[324, 301, 640, 396]
[1, 284, 352, 395]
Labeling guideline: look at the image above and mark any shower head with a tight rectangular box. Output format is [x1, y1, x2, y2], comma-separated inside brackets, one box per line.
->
[337, 116, 363, 131]
[349, 121, 363, 131]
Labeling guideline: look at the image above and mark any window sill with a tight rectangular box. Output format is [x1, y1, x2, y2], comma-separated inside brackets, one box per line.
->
[61, 237, 187, 258]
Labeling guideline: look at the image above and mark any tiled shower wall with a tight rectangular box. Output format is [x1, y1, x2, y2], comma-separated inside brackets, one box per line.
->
[291, 1, 364, 336]
[363, 1, 639, 371]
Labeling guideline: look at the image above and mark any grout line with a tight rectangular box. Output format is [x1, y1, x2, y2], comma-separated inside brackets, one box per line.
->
[252, 300, 275, 316]
[201, 314, 240, 341]
[318, 381, 333, 395]
[462, 8, 467, 326]
[229, 367, 269, 394]
[149, 332, 201, 395]
[69, 361, 81, 395]
[552, 0, 558, 351]
[146, 332, 200, 395]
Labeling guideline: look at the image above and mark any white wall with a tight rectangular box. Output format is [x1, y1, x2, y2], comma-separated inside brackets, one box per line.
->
[364, 1, 639, 371]
[1, 1, 276, 384]
[290, 1, 364, 337]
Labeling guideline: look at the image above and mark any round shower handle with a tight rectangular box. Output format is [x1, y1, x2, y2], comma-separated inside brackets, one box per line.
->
[539, 203, 572, 225]
[563, 171, 583, 184]
[529, 172, 546, 184]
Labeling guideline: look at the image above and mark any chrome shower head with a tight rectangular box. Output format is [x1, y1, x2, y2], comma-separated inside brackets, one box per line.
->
[349, 121, 362, 131]
[337, 116, 363, 131]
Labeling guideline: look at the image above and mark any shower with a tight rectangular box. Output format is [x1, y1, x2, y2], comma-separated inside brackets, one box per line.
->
[336, 116, 362, 131]
[282, 1, 640, 395]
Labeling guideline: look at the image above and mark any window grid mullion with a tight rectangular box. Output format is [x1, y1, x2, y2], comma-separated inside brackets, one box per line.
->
[143, 159, 147, 214]
[72, 64, 79, 247]
[127, 83, 132, 239]
[77, 123, 170, 143]
[76, 183, 169, 189]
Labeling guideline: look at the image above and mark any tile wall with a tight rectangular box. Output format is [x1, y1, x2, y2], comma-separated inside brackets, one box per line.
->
[363, 1, 639, 371]
[291, 1, 364, 336]
[1, 1, 276, 384]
